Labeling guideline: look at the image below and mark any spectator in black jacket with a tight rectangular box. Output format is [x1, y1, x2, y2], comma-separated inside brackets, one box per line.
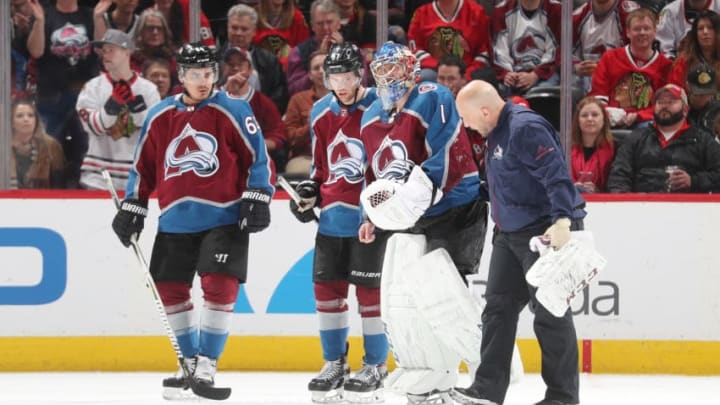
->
[608, 84, 720, 193]
[219, 3, 289, 113]
[686, 63, 720, 135]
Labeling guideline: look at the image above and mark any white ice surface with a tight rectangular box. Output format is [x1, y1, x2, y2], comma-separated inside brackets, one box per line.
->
[0, 372, 717, 405]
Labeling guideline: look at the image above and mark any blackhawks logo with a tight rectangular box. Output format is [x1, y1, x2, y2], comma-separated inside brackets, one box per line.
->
[427, 27, 467, 60]
[612, 72, 653, 110]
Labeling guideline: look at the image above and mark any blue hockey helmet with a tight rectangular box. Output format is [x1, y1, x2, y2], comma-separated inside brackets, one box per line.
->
[370, 41, 420, 109]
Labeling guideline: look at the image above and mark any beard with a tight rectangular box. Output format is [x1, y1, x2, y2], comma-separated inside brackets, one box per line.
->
[654, 110, 685, 126]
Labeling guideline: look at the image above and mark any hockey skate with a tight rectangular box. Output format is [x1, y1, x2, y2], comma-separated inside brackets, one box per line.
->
[308, 357, 350, 403]
[162, 357, 197, 400]
[344, 363, 388, 404]
[406, 389, 454, 405]
[449, 387, 499, 405]
[193, 355, 218, 388]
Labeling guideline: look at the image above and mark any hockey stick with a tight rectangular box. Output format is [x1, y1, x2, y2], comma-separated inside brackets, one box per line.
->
[277, 175, 320, 221]
[102, 170, 231, 401]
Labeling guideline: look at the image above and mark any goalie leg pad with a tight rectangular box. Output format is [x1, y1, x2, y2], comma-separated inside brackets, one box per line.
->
[381, 234, 460, 395]
[402, 248, 483, 364]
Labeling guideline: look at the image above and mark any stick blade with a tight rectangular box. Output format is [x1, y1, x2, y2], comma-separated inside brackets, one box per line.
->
[189, 380, 232, 401]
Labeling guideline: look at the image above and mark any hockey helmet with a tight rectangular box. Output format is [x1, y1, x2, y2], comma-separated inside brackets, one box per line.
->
[177, 43, 218, 83]
[370, 41, 420, 109]
[324, 43, 364, 90]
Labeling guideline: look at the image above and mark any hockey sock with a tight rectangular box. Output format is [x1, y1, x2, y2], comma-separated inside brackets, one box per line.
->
[158, 281, 198, 358]
[199, 273, 239, 359]
[315, 281, 350, 360]
[357, 285, 388, 365]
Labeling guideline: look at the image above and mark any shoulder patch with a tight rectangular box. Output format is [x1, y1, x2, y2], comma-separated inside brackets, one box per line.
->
[622, 1, 639, 12]
[418, 83, 437, 93]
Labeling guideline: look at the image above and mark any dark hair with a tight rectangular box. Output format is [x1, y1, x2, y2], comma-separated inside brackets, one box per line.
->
[141, 57, 171, 76]
[437, 55, 466, 77]
[678, 10, 720, 68]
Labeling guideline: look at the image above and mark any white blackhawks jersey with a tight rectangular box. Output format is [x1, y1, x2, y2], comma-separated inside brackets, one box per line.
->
[572, 0, 639, 62]
[656, 0, 720, 59]
[76, 73, 161, 190]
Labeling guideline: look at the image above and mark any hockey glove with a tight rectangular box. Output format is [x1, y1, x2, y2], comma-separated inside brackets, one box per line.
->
[104, 97, 123, 115]
[112, 79, 135, 104]
[290, 180, 319, 223]
[127, 95, 148, 113]
[239, 189, 272, 233]
[543, 218, 572, 249]
[111, 199, 148, 247]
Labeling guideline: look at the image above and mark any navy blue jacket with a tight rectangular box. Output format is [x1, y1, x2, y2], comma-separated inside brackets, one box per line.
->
[485, 102, 586, 232]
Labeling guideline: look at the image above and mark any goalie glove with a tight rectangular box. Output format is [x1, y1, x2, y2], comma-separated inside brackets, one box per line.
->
[111, 199, 148, 247]
[361, 165, 443, 230]
[239, 189, 271, 233]
[289, 180, 319, 223]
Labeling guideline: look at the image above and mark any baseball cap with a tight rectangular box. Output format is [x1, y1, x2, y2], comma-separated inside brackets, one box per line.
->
[92, 29, 134, 51]
[686, 63, 717, 96]
[654, 84, 688, 105]
[223, 47, 250, 63]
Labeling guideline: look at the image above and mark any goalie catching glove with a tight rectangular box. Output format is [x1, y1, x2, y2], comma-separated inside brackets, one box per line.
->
[239, 189, 271, 233]
[361, 165, 443, 230]
[289, 180, 319, 223]
[111, 199, 148, 247]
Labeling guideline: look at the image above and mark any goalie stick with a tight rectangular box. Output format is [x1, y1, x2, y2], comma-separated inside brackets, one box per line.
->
[276, 175, 320, 220]
[102, 170, 231, 401]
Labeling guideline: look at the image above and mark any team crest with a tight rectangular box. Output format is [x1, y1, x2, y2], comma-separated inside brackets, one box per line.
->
[418, 83, 437, 93]
[327, 129, 365, 184]
[613, 72, 653, 109]
[164, 123, 220, 179]
[511, 27, 550, 71]
[427, 27, 466, 60]
[492, 145, 504, 160]
[372, 136, 414, 180]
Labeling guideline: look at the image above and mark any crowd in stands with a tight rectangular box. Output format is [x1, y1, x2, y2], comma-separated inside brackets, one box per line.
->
[8, 0, 720, 193]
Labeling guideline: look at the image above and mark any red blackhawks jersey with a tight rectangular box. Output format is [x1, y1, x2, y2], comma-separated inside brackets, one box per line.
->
[254, 9, 310, 62]
[309, 88, 377, 237]
[572, 0, 639, 62]
[408, 0, 491, 76]
[126, 91, 275, 233]
[589, 46, 672, 118]
[492, 0, 562, 80]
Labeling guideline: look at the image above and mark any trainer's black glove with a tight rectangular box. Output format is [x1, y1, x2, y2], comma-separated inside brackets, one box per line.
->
[290, 180, 319, 223]
[239, 189, 271, 233]
[112, 199, 148, 247]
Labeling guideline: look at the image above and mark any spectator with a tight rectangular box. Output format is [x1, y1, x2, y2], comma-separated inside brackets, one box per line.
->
[283, 50, 329, 176]
[590, 7, 672, 128]
[223, 4, 289, 113]
[436, 55, 466, 97]
[607, 84, 720, 192]
[11, 98, 66, 189]
[668, 10, 720, 95]
[336, 0, 377, 51]
[93, 0, 140, 40]
[27, 0, 99, 188]
[572, 0, 640, 93]
[685, 63, 720, 133]
[141, 57, 172, 98]
[287, 0, 344, 96]
[655, 0, 720, 59]
[408, 0, 491, 82]
[76, 29, 161, 190]
[11, 0, 35, 99]
[221, 47, 289, 172]
[254, 0, 311, 67]
[131, 9, 178, 84]
[152, 0, 215, 48]
[571, 96, 616, 193]
[492, 0, 562, 96]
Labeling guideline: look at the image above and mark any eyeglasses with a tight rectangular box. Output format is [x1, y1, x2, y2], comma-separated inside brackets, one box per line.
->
[143, 25, 163, 33]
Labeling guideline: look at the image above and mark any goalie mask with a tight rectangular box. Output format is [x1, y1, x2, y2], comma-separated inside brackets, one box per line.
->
[370, 41, 420, 110]
[324, 43, 364, 105]
[177, 43, 219, 86]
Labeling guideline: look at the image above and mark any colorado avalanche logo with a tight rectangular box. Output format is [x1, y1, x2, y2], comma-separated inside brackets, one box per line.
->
[164, 124, 220, 179]
[327, 130, 365, 184]
[511, 27, 550, 71]
[50, 22, 91, 66]
[372, 136, 414, 180]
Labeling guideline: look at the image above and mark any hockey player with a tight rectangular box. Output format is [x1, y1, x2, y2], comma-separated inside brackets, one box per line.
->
[289, 43, 390, 404]
[359, 41, 486, 405]
[111, 43, 275, 398]
[76, 29, 160, 191]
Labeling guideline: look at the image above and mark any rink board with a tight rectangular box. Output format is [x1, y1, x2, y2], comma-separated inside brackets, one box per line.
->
[0, 191, 719, 374]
